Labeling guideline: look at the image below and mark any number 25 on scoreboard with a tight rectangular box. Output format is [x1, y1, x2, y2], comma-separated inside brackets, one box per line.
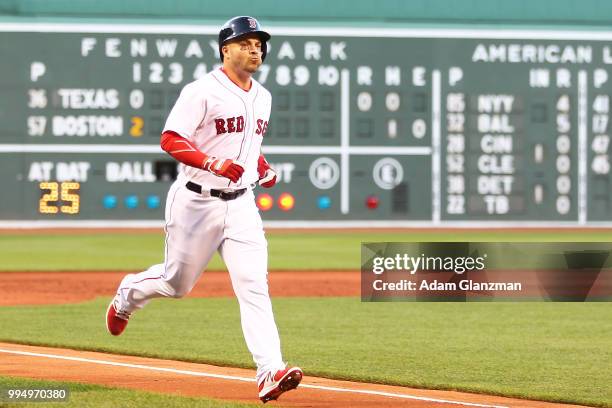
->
[39, 182, 80, 215]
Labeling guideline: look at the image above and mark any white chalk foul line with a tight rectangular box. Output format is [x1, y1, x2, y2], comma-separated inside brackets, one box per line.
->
[0, 348, 507, 408]
[298, 383, 508, 408]
[0, 348, 253, 383]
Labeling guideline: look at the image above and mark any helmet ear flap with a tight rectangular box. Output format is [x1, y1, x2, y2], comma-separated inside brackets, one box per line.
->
[220, 27, 233, 39]
[218, 27, 233, 62]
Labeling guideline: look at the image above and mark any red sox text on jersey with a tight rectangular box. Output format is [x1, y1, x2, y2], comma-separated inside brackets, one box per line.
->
[214, 116, 268, 136]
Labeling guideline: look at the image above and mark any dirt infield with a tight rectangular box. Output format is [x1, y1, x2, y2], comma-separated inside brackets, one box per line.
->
[0, 270, 360, 305]
[0, 343, 587, 407]
[0, 271, 589, 407]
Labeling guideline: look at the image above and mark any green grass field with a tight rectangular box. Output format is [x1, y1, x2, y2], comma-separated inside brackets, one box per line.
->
[2, 230, 612, 270]
[0, 297, 610, 406]
[0, 230, 611, 407]
[0, 376, 257, 408]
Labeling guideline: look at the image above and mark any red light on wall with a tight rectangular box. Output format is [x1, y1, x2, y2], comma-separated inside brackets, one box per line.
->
[365, 195, 379, 209]
[257, 193, 274, 211]
[278, 193, 295, 211]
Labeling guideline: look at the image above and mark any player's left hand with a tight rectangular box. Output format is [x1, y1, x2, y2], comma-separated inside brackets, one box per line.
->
[257, 154, 277, 188]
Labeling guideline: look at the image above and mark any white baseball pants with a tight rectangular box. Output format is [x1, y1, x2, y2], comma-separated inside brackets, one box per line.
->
[116, 178, 284, 379]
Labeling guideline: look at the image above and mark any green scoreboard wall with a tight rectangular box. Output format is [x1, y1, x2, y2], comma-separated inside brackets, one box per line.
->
[2, 22, 612, 226]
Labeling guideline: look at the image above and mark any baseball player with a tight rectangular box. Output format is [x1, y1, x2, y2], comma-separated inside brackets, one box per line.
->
[106, 16, 303, 403]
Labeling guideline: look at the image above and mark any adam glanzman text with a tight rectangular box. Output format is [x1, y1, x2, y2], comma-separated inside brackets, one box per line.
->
[370, 254, 522, 292]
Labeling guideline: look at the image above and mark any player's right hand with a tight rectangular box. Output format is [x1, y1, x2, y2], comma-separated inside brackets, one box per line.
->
[203, 157, 244, 183]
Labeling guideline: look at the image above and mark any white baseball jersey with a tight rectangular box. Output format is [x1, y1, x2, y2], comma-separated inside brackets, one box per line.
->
[163, 68, 272, 189]
[114, 67, 286, 383]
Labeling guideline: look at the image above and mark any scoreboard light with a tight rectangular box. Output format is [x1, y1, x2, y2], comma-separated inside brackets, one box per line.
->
[38, 181, 80, 215]
[317, 195, 331, 210]
[124, 195, 139, 209]
[39, 182, 59, 214]
[14, 31, 612, 225]
[365, 195, 379, 210]
[277, 192, 295, 211]
[59, 182, 80, 214]
[146, 195, 161, 209]
[256, 193, 274, 211]
[130, 116, 144, 137]
[103, 195, 118, 209]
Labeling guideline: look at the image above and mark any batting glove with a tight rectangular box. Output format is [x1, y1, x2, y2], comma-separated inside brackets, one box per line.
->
[203, 157, 244, 183]
[257, 154, 277, 188]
